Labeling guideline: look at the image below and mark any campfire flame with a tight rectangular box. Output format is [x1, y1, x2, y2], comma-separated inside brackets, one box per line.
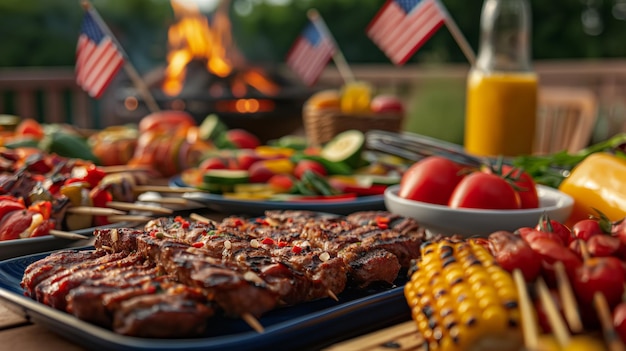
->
[163, 0, 279, 97]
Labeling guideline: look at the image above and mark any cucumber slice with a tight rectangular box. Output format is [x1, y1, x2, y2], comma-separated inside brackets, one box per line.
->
[320, 130, 365, 168]
[198, 114, 228, 141]
[202, 169, 250, 186]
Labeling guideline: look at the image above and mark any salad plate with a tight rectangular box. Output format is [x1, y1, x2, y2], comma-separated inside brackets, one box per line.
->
[170, 176, 387, 216]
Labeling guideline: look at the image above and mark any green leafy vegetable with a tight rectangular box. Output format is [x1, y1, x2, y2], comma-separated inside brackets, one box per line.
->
[512, 133, 626, 188]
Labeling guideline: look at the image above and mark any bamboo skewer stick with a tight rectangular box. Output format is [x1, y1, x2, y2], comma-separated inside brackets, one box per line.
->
[513, 269, 540, 350]
[67, 207, 126, 216]
[99, 165, 155, 174]
[133, 185, 198, 194]
[536, 277, 571, 347]
[106, 201, 173, 215]
[554, 261, 583, 333]
[241, 313, 264, 333]
[106, 215, 154, 223]
[578, 241, 626, 351]
[137, 197, 191, 206]
[49, 229, 90, 240]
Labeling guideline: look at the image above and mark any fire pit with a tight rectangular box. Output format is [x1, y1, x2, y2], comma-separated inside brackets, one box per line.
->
[113, 0, 312, 142]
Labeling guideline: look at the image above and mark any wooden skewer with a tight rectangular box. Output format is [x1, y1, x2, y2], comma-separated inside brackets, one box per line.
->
[327, 289, 339, 302]
[554, 261, 583, 333]
[513, 269, 540, 350]
[594, 292, 626, 351]
[106, 201, 173, 215]
[67, 206, 126, 216]
[137, 197, 190, 206]
[189, 213, 216, 224]
[99, 165, 155, 174]
[133, 185, 198, 194]
[241, 313, 264, 333]
[536, 277, 571, 347]
[578, 240, 626, 351]
[49, 229, 90, 240]
[106, 215, 154, 223]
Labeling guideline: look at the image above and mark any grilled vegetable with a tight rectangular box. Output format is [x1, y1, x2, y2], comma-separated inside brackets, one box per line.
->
[404, 238, 523, 351]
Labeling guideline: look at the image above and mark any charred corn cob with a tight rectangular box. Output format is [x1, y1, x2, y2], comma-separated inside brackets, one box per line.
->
[404, 238, 523, 351]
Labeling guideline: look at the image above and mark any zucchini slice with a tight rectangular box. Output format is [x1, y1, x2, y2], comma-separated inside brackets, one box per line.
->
[320, 130, 365, 168]
[202, 169, 250, 186]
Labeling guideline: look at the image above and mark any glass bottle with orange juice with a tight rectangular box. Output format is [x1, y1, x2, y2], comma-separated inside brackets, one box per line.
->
[464, 0, 537, 157]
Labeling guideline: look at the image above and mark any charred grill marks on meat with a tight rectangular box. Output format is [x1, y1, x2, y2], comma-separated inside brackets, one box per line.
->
[20, 210, 427, 338]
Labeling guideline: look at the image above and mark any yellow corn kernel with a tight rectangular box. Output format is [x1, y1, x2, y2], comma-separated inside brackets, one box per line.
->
[404, 238, 523, 351]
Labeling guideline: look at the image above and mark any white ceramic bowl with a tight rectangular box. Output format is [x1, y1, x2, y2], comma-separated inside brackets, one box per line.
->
[384, 184, 574, 237]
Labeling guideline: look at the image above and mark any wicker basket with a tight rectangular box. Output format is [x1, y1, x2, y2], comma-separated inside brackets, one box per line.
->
[303, 106, 404, 145]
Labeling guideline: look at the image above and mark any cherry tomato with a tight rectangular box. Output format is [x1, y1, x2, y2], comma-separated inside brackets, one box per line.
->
[499, 165, 539, 209]
[572, 218, 606, 241]
[398, 156, 466, 205]
[488, 230, 542, 281]
[221, 129, 261, 149]
[521, 228, 567, 246]
[14, 118, 44, 140]
[268, 174, 295, 193]
[528, 237, 582, 280]
[572, 256, 626, 309]
[586, 234, 622, 257]
[536, 214, 573, 245]
[448, 172, 521, 210]
[293, 159, 327, 179]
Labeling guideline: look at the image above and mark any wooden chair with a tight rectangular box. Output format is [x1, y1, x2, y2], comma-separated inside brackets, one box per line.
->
[534, 87, 598, 154]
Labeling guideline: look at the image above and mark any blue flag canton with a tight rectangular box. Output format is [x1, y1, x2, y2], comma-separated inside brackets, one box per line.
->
[81, 12, 105, 43]
[302, 23, 324, 46]
[394, 0, 421, 13]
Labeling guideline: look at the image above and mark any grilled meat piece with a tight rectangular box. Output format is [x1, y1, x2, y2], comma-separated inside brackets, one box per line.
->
[21, 249, 107, 296]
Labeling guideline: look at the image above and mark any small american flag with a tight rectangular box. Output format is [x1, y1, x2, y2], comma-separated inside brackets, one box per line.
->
[75, 11, 125, 99]
[286, 21, 335, 86]
[367, 0, 447, 65]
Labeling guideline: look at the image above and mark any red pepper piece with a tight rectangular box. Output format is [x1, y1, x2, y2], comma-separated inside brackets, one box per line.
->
[90, 186, 113, 227]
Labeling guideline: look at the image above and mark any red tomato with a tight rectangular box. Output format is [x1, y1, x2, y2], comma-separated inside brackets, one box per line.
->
[138, 111, 196, 134]
[586, 234, 622, 257]
[536, 214, 572, 245]
[222, 129, 261, 149]
[198, 157, 228, 171]
[268, 174, 295, 193]
[528, 237, 582, 278]
[294, 159, 327, 179]
[521, 228, 567, 246]
[572, 257, 626, 309]
[613, 302, 626, 344]
[488, 230, 542, 281]
[398, 156, 466, 205]
[500, 165, 539, 209]
[448, 172, 521, 210]
[14, 118, 44, 140]
[572, 218, 606, 241]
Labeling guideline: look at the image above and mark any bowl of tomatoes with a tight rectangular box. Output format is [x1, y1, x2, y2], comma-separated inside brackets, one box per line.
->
[384, 156, 575, 237]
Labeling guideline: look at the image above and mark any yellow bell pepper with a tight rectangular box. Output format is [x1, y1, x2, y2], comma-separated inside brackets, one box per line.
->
[558, 152, 626, 226]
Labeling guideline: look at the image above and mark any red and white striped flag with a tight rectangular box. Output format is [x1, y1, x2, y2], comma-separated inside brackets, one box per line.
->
[286, 21, 336, 86]
[367, 0, 447, 66]
[75, 11, 125, 99]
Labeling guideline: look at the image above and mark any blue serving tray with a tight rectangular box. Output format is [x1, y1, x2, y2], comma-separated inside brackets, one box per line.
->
[0, 249, 411, 351]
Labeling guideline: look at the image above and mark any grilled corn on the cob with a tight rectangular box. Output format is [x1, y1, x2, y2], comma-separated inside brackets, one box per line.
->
[404, 238, 523, 351]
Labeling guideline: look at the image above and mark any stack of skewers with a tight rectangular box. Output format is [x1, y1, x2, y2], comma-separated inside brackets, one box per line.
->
[0, 147, 200, 242]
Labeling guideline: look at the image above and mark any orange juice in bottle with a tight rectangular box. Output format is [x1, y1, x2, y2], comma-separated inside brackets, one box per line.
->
[464, 0, 537, 157]
[465, 71, 537, 156]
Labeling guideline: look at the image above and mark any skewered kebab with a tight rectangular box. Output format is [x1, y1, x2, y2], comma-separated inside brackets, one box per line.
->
[21, 210, 427, 337]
